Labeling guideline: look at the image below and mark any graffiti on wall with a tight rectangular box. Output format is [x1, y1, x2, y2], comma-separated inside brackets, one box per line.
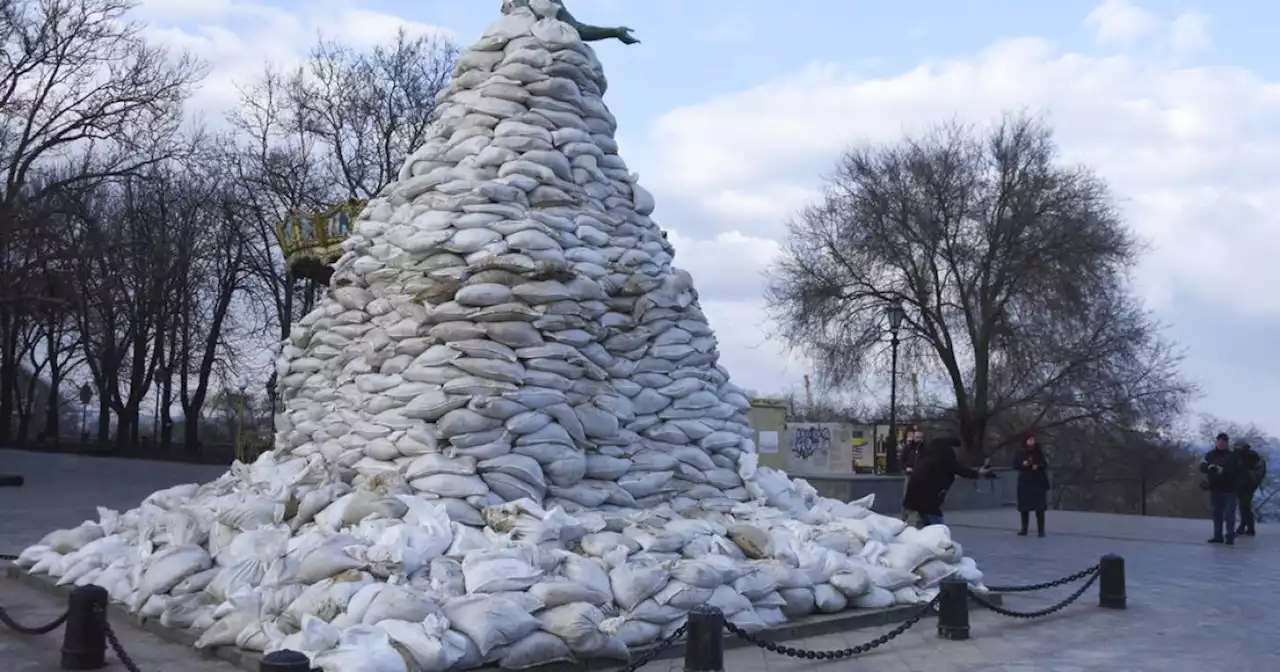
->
[791, 424, 832, 460]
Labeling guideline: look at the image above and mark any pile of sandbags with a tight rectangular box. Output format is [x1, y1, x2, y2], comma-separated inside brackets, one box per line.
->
[271, 0, 757, 530]
[18, 4, 993, 671]
[18, 451, 986, 672]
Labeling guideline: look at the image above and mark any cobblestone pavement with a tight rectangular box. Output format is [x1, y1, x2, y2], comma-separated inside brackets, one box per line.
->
[0, 449, 226, 554]
[0, 573, 239, 671]
[0, 451, 1273, 671]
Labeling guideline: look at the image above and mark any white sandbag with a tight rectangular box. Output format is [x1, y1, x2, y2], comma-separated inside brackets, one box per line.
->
[499, 631, 574, 670]
[137, 545, 211, 605]
[159, 592, 217, 629]
[608, 561, 670, 610]
[40, 526, 105, 554]
[813, 583, 848, 613]
[379, 614, 471, 671]
[461, 547, 542, 593]
[273, 614, 340, 660]
[853, 586, 897, 609]
[295, 542, 367, 584]
[882, 543, 936, 572]
[283, 571, 375, 627]
[537, 603, 629, 658]
[778, 588, 816, 618]
[442, 594, 541, 657]
[312, 626, 409, 672]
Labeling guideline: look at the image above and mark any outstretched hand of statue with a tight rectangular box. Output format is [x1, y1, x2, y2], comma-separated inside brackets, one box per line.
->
[505, 0, 640, 45]
[611, 27, 639, 45]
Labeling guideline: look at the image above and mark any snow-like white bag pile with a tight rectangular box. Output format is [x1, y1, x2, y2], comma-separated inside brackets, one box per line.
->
[18, 2, 988, 670]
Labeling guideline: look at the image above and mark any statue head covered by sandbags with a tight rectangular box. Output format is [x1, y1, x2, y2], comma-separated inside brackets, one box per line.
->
[501, 0, 640, 44]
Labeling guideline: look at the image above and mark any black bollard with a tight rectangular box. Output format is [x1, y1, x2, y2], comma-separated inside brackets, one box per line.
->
[261, 649, 313, 672]
[1098, 553, 1126, 609]
[683, 605, 725, 672]
[61, 584, 108, 670]
[936, 578, 970, 641]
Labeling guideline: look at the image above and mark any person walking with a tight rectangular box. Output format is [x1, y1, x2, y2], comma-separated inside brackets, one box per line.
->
[1013, 431, 1050, 537]
[1235, 442, 1267, 537]
[903, 436, 991, 527]
[1201, 432, 1243, 545]
[899, 427, 925, 524]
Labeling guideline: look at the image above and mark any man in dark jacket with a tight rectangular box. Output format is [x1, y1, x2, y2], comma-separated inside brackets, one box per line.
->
[1201, 432, 1243, 545]
[1235, 442, 1267, 537]
[898, 428, 925, 523]
[903, 436, 990, 526]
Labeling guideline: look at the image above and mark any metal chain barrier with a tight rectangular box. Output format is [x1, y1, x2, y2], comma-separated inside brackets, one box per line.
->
[618, 622, 687, 672]
[96, 604, 143, 672]
[969, 567, 1100, 620]
[984, 564, 1100, 593]
[723, 596, 939, 660]
[0, 603, 67, 635]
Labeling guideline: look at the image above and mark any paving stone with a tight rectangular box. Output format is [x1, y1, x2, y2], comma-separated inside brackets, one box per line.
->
[1, 450, 1276, 671]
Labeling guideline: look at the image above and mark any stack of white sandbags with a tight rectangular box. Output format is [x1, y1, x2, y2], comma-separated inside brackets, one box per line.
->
[18, 2, 991, 670]
[17, 451, 986, 671]
[271, 0, 758, 528]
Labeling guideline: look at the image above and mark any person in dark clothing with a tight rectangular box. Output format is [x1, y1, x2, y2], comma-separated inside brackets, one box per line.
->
[903, 436, 990, 526]
[1201, 432, 1243, 545]
[899, 428, 926, 523]
[900, 428, 926, 474]
[1235, 442, 1267, 537]
[1013, 431, 1050, 537]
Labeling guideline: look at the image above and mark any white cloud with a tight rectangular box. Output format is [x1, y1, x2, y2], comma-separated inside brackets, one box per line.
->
[1169, 11, 1211, 55]
[1085, 0, 1159, 45]
[133, 0, 453, 116]
[646, 9, 1280, 322]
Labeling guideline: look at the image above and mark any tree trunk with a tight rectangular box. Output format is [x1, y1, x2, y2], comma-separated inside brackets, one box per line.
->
[96, 391, 110, 445]
[44, 367, 62, 441]
[0, 309, 17, 442]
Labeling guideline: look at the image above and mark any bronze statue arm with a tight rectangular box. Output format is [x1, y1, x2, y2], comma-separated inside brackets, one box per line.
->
[556, 5, 639, 44]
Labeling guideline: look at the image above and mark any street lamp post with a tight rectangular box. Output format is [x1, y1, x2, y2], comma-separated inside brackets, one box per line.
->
[152, 368, 164, 444]
[885, 300, 906, 475]
[234, 378, 249, 464]
[78, 384, 93, 445]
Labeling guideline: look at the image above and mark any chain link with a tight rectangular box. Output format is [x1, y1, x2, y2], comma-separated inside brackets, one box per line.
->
[618, 623, 687, 672]
[969, 567, 1099, 619]
[96, 604, 143, 672]
[724, 596, 939, 660]
[984, 564, 1100, 593]
[0, 604, 67, 635]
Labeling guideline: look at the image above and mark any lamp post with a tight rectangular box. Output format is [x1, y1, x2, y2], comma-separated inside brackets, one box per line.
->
[152, 368, 164, 444]
[78, 384, 93, 445]
[885, 300, 906, 475]
[234, 377, 249, 464]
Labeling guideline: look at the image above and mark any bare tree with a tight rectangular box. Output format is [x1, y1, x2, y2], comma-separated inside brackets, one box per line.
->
[228, 31, 456, 347]
[0, 0, 202, 441]
[287, 29, 457, 200]
[766, 114, 1194, 460]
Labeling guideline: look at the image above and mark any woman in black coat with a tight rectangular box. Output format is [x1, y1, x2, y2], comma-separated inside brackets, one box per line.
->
[1013, 431, 1050, 536]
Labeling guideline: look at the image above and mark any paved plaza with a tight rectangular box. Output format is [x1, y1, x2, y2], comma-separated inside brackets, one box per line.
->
[0, 449, 1275, 671]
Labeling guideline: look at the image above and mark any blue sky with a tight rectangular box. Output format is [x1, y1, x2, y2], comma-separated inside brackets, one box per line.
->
[140, 0, 1280, 436]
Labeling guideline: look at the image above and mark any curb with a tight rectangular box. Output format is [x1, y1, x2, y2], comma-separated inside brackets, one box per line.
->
[5, 563, 999, 671]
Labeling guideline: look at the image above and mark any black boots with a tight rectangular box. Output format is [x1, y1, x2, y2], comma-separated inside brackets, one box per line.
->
[1018, 511, 1046, 537]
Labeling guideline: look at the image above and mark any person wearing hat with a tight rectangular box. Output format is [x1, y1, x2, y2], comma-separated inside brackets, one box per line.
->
[1013, 430, 1050, 537]
[1235, 441, 1267, 537]
[1201, 432, 1243, 544]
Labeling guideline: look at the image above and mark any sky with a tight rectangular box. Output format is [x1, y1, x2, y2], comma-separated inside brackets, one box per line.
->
[133, 0, 1280, 435]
